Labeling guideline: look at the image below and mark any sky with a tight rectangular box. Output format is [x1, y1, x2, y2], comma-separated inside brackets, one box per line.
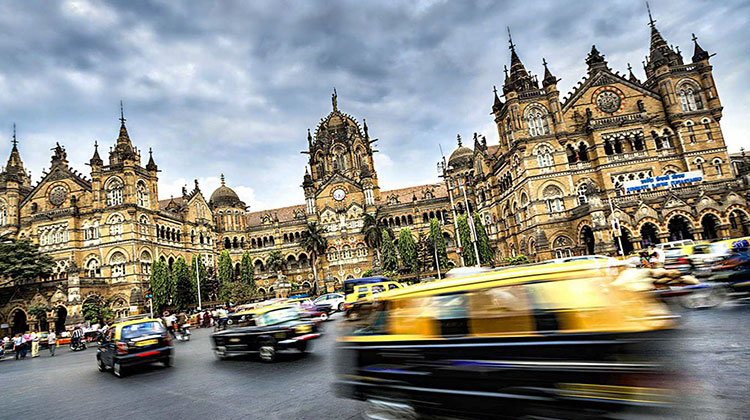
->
[1, 0, 748, 212]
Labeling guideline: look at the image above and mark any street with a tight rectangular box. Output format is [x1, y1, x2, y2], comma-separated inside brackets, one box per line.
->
[2, 306, 749, 420]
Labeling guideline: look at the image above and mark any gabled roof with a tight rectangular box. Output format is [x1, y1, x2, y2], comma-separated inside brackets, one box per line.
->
[20, 162, 91, 207]
[561, 66, 660, 113]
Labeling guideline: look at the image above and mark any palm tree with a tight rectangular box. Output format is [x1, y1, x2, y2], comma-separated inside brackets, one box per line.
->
[299, 222, 328, 296]
[266, 250, 286, 279]
[362, 207, 391, 267]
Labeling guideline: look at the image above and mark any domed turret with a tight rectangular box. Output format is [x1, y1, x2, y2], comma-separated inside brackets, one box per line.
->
[210, 174, 242, 207]
[448, 134, 473, 170]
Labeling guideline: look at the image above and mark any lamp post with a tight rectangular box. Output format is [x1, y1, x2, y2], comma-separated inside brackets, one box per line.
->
[458, 176, 482, 268]
[437, 158, 465, 267]
[195, 254, 202, 310]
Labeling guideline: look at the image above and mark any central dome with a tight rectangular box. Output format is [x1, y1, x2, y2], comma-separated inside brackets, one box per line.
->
[448, 135, 473, 170]
[210, 174, 242, 207]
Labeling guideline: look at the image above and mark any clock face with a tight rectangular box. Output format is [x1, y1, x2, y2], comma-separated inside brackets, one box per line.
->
[332, 188, 346, 201]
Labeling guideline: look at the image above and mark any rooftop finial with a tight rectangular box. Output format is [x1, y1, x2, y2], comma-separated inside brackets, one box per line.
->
[507, 26, 515, 51]
[220, 173, 225, 186]
[691, 33, 698, 43]
[646, 1, 656, 28]
[332, 87, 338, 111]
[120, 100, 126, 123]
[12, 123, 17, 147]
[457, 134, 462, 147]
[493, 85, 498, 95]
[503, 65, 509, 78]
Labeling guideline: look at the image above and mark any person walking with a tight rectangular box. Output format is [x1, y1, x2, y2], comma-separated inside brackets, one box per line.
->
[22, 332, 31, 359]
[48, 330, 57, 356]
[31, 331, 39, 358]
[13, 334, 24, 360]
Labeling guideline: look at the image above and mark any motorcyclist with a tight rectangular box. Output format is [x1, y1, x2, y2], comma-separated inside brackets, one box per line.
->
[71, 326, 84, 350]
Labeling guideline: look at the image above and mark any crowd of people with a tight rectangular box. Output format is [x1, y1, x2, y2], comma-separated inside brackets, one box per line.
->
[2, 330, 58, 360]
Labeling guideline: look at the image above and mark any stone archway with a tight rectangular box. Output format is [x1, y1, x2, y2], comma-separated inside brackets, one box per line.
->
[640, 222, 660, 248]
[11, 308, 28, 335]
[616, 229, 635, 256]
[701, 214, 721, 240]
[54, 306, 67, 333]
[668, 215, 694, 241]
[728, 209, 750, 237]
[579, 225, 595, 255]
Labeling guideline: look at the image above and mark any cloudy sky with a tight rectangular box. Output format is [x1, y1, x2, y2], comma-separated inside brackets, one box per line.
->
[1, 0, 748, 211]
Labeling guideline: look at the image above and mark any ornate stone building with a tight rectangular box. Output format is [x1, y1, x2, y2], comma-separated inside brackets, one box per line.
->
[2, 14, 749, 334]
[449, 19, 750, 262]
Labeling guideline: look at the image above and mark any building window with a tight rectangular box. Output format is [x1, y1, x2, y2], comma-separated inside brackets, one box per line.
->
[694, 158, 704, 173]
[577, 183, 589, 206]
[136, 181, 149, 208]
[0, 199, 7, 226]
[107, 213, 124, 236]
[678, 85, 704, 112]
[536, 145, 554, 168]
[704, 123, 713, 141]
[86, 259, 101, 278]
[542, 185, 565, 213]
[687, 125, 696, 144]
[109, 252, 127, 278]
[525, 108, 550, 137]
[106, 177, 124, 206]
[713, 158, 723, 177]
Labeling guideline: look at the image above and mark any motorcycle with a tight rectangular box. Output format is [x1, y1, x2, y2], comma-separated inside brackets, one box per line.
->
[70, 337, 87, 351]
[176, 323, 191, 342]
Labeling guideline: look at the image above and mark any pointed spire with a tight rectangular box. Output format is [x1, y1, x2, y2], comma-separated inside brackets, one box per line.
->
[627, 63, 641, 84]
[331, 87, 338, 111]
[504, 27, 535, 93]
[645, 2, 681, 75]
[146, 147, 157, 171]
[363, 118, 369, 139]
[492, 85, 503, 110]
[691, 33, 710, 62]
[117, 101, 131, 145]
[89, 141, 103, 167]
[646, 1, 656, 28]
[6, 123, 24, 169]
[586, 45, 608, 73]
[457, 134, 462, 147]
[11, 123, 17, 148]
[307, 128, 313, 146]
[542, 58, 557, 87]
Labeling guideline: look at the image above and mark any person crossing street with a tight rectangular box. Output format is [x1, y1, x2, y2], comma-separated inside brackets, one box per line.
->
[48, 330, 57, 356]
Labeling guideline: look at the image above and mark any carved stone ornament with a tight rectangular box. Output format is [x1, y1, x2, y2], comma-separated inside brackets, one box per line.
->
[595, 90, 622, 113]
[49, 185, 68, 206]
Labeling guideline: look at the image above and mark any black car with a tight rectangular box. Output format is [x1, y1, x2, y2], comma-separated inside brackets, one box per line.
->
[96, 318, 173, 377]
[212, 305, 321, 362]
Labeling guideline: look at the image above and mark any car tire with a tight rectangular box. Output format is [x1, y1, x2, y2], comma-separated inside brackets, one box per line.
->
[97, 356, 107, 372]
[163, 355, 173, 368]
[319, 312, 328, 321]
[298, 340, 309, 354]
[338, 302, 345, 312]
[258, 338, 276, 363]
[113, 361, 125, 378]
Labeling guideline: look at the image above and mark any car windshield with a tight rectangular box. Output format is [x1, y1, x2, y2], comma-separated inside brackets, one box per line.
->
[121, 321, 165, 340]
[256, 308, 300, 326]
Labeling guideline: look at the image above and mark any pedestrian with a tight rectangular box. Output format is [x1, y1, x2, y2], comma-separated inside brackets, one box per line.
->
[31, 330, 39, 358]
[13, 334, 24, 360]
[48, 330, 57, 356]
[22, 332, 31, 359]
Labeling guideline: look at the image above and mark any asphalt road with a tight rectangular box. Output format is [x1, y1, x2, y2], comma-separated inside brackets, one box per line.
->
[1, 305, 749, 420]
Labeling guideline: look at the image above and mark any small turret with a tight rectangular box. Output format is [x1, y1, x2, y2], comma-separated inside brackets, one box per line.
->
[542, 58, 558, 88]
[585, 45, 608, 74]
[89, 141, 103, 167]
[146, 147, 158, 171]
[691, 33, 710, 63]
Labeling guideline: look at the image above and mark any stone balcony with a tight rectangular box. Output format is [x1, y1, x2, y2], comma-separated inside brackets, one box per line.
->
[606, 150, 648, 163]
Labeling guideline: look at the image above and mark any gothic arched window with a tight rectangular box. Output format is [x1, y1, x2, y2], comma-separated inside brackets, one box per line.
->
[86, 258, 101, 278]
[136, 180, 149, 208]
[109, 252, 127, 278]
[0, 198, 7, 226]
[713, 158, 723, 177]
[678, 82, 704, 112]
[105, 177, 124, 206]
[577, 183, 589, 206]
[542, 184, 564, 213]
[107, 213, 124, 236]
[536, 145, 554, 168]
[140, 250, 152, 275]
[525, 106, 550, 137]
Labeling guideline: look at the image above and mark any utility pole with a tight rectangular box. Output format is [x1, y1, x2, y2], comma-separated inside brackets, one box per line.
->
[459, 177, 481, 267]
[608, 193, 624, 256]
[437, 149, 465, 267]
[195, 254, 202, 310]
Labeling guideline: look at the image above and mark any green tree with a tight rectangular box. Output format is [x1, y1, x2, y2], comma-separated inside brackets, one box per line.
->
[0, 236, 54, 286]
[28, 304, 52, 329]
[428, 218, 449, 270]
[299, 222, 328, 295]
[173, 257, 195, 310]
[362, 209, 389, 265]
[504, 255, 530, 266]
[240, 251, 255, 289]
[218, 250, 233, 285]
[190, 255, 208, 304]
[266, 250, 286, 278]
[457, 215, 476, 266]
[81, 297, 114, 324]
[397, 228, 418, 273]
[149, 260, 173, 312]
[381, 229, 398, 272]
[219, 280, 254, 303]
[473, 212, 494, 265]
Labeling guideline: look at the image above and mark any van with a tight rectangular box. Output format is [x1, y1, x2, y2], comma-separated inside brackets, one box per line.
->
[335, 261, 677, 419]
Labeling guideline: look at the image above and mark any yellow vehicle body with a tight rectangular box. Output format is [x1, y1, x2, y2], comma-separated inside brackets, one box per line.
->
[335, 261, 677, 419]
[344, 281, 403, 309]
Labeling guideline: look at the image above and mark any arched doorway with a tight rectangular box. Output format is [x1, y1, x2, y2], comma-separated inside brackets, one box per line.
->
[640, 223, 660, 248]
[579, 225, 595, 255]
[616, 229, 635, 256]
[54, 306, 67, 333]
[11, 309, 28, 335]
[701, 214, 721, 240]
[668, 215, 694, 241]
[728, 210, 750, 237]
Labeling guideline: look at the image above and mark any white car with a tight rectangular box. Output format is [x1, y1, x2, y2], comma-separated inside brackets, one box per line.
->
[314, 293, 345, 312]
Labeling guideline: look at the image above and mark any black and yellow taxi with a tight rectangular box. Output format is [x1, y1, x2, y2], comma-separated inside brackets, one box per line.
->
[212, 305, 321, 362]
[96, 317, 173, 377]
[335, 260, 679, 420]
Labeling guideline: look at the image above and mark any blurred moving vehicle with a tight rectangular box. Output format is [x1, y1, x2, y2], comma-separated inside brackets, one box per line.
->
[655, 239, 695, 250]
[335, 261, 677, 420]
[314, 293, 345, 312]
[345, 281, 403, 312]
[96, 318, 173, 378]
[212, 305, 321, 362]
[444, 266, 494, 279]
[287, 296, 334, 320]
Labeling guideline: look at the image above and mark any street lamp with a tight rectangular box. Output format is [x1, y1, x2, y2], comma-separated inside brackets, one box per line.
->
[437, 158, 465, 267]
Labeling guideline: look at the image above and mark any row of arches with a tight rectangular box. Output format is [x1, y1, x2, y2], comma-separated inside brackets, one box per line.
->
[157, 224, 180, 242]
